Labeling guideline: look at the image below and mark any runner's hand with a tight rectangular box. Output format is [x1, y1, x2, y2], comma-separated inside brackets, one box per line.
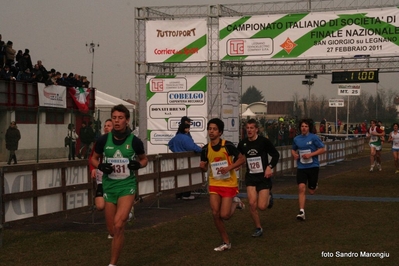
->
[128, 160, 141, 170]
[98, 163, 113, 174]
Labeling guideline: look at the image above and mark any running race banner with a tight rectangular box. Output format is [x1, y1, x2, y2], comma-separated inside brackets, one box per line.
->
[37, 83, 67, 109]
[219, 7, 399, 60]
[146, 75, 208, 154]
[146, 19, 208, 63]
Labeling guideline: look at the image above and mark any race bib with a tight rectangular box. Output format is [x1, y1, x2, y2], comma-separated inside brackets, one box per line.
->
[106, 158, 130, 179]
[210, 160, 231, 180]
[394, 141, 399, 148]
[247, 156, 263, 174]
[299, 149, 313, 164]
[370, 136, 378, 142]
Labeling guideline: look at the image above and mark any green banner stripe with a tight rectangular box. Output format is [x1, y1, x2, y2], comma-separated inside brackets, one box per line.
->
[163, 35, 207, 63]
[189, 76, 207, 92]
[219, 16, 252, 40]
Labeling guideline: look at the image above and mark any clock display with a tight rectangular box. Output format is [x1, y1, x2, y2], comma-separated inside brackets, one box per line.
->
[331, 70, 379, 84]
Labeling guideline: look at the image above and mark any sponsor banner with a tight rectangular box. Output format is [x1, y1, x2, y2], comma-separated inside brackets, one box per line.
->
[222, 77, 240, 144]
[146, 19, 208, 63]
[338, 84, 361, 95]
[149, 77, 188, 92]
[329, 98, 345, 107]
[149, 104, 187, 119]
[220, 7, 399, 60]
[168, 117, 206, 132]
[146, 75, 208, 154]
[37, 83, 67, 108]
[167, 91, 205, 105]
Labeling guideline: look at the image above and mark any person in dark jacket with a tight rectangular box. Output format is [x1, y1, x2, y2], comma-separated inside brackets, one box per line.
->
[5, 121, 21, 165]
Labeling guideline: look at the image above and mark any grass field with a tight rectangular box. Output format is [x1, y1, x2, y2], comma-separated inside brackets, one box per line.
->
[1, 147, 398, 266]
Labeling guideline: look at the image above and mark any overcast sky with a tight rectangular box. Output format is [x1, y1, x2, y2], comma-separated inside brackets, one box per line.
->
[1, 0, 397, 102]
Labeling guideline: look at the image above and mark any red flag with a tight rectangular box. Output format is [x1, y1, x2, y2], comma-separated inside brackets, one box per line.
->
[68, 87, 90, 113]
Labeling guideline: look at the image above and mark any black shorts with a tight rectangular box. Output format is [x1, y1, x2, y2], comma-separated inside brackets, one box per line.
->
[296, 167, 319, 190]
[245, 175, 272, 192]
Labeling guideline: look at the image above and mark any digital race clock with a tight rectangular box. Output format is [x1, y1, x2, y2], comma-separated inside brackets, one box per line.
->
[331, 69, 379, 84]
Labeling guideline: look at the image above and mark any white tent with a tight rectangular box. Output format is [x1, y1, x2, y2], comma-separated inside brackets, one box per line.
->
[94, 89, 136, 127]
[241, 108, 256, 118]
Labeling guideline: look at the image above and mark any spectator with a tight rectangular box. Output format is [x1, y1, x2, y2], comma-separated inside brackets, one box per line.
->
[73, 73, 83, 87]
[5, 121, 21, 165]
[18, 52, 31, 72]
[278, 123, 286, 146]
[66, 72, 74, 86]
[81, 75, 90, 88]
[23, 49, 33, 70]
[78, 121, 95, 159]
[5, 41, 16, 67]
[31, 64, 43, 82]
[15, 50, 23, 69]
[37, 60, 49, 81]
[288, 124, 296, 145]
[0, 34, 5, 67]
[170, 116, 199, 200]
[17, 68, 34, 82]
[67, 123, 79, 160]
[0, 65, 15, 80]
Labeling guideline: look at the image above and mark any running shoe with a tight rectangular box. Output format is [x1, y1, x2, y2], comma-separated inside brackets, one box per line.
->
[377, 164, 382, 171]
[296, 211, 305, 221]
[267, 192, 274, 209]
[252, 228, 263, 237]
[107, 234, 113, 239]
[127, 206, 134, 225]
[369, 166, 374, 172]
[395, 170, 399, 174]
[233, 196, 245, 210]
[214, 243, 231, 251]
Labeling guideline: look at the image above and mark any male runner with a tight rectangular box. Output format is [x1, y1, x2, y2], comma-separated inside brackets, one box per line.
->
[291, 118, 325, 221]
[91, 104, 148, 266]
[237, 119, 279, 237]
[200, 118, 245, 251]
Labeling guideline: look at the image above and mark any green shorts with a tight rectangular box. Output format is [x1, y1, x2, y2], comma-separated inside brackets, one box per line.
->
[103, 177, 137, 204]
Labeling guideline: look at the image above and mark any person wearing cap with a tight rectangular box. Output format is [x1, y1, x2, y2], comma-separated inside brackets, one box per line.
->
[5, 121, 21, 165]
[178, 116, 192, 136]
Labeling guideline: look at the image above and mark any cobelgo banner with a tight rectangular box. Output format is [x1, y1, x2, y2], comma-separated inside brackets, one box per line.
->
[219, 7, 399, 60]
[146, 19, 208, 63]
[146, 75, 208, 154]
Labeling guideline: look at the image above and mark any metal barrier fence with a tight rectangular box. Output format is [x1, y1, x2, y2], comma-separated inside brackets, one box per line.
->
[0, 138, 364, 226]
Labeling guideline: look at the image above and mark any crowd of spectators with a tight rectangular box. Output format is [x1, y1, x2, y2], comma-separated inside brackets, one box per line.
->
[0, 34, 90, 88]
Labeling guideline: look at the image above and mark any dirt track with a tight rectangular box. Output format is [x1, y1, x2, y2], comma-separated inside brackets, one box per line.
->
[5, 151, 389, 233]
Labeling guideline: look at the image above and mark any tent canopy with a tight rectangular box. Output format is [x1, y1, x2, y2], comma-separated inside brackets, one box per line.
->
[95, 89, 135, 110]
[241, 108, 256, 117]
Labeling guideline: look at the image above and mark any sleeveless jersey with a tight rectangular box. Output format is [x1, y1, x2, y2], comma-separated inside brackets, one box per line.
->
[102, 133, 136, 190]
[369, 127, 382, 146]
[207, 139, 238, 188]
[390, 131, 399, 149]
